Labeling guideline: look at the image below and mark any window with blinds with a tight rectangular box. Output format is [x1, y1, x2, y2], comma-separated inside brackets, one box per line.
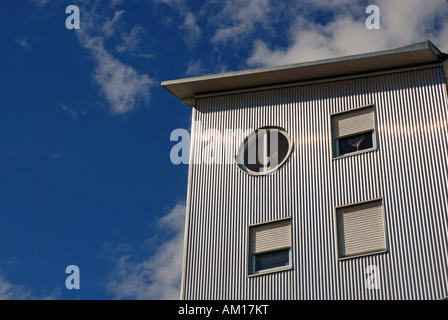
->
[331, 105, 377, 158]
[337, 199, 387, 259]
[249, 219, 292, 275]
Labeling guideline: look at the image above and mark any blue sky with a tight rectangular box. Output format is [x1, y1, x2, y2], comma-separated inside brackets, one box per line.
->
[0, 0, 447, 300]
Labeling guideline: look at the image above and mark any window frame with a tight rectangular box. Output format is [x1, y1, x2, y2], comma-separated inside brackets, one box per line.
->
[247, 218, 293, 277]
[236, 126, 293, 176]
[330, 104, 378, 159]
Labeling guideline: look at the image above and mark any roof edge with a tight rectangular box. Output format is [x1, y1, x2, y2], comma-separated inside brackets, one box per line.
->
[162, 41, 441, 86]
[162, 41, 445, 105]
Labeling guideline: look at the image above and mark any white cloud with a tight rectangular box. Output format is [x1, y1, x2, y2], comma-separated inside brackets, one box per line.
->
[107, 203, 186, 300]
[101, 10, 126, 38]
[247, 0, 448, 66]
[115, 24, 144, 53]
[0, 272, 60, 300]
[15, 38, 30, 50]
[154, 0, 202, 46]
[109, 0, 124, 7]
[61, 105, 85, 119]
[89, 40, 153, 114]
[210, 0, 271, 44]
[30, 0, 51, 7]
[0, 274, 32, 300]
[185, 59, 205, 77]
[115, 24, 154, 59]
[181, 12, 202, 46]
[77, 10, 154, 115]
[30, 0, 91, 7]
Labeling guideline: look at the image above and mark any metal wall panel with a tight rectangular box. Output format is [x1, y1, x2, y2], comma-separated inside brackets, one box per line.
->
[181, 65, 448, 300]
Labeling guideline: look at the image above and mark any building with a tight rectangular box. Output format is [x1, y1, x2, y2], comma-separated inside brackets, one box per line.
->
[162, 41, 448, 300]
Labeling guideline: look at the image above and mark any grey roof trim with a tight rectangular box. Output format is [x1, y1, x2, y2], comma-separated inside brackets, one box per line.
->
[161, 41, 444, 107]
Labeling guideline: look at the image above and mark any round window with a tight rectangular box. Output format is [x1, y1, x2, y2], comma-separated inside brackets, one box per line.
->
[236, 127, 293, 175]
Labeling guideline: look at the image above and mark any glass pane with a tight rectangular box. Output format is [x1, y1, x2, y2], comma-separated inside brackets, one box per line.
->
[267, 130, 290, 170]
[244, 130, 267, 173]
[337, 131, 374, 156]
[254, 249, 290, 272]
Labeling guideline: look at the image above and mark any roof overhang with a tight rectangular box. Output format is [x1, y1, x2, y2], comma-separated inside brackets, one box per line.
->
[161, 41, 446, 107]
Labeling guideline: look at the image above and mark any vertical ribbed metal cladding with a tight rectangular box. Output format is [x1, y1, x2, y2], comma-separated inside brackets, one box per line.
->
[181, 65, 448, 300]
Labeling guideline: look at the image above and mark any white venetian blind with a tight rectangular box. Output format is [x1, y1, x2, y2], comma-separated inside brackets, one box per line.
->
[250, 219, 291, 255]
[332, 106, 375, 139]
[337, 200, 386, 258]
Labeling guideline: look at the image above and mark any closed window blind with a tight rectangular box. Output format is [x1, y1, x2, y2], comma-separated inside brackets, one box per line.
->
[332, 106, 375, 139]
[250, 219, 291, 255]
[337, 200, 386, 258]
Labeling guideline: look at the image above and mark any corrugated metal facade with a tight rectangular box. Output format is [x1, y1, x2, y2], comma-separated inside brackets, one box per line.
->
[181, 64, 448, 300]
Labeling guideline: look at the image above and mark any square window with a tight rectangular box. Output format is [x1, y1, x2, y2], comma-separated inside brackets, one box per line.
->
[336, 199, 386, 259]
[332, 105, 377, 158]
[249, 219, 292, 275]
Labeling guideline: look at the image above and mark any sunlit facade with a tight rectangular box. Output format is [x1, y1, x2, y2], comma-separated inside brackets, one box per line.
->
[163, 41, 448, 300]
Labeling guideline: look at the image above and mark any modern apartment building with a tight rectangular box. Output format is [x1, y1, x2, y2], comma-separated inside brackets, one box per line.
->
[162, 41, 448, 299]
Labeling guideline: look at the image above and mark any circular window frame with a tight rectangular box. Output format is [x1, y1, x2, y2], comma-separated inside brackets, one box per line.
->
[235, 126, 293, 176]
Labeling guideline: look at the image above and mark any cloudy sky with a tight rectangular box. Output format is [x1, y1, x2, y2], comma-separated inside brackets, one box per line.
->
[1, 0, 447, 300]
